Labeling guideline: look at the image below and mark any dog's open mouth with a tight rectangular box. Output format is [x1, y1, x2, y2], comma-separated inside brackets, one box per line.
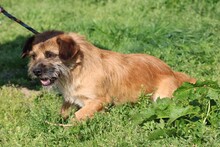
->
[40, 77, 57, 86]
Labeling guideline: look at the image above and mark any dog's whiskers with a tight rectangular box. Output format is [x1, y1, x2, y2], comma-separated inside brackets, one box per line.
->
[54, 63, 70, 78]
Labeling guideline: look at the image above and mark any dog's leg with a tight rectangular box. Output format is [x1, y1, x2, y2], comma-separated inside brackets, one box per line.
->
[60, 101, 72, 119]
[74, 99, 104, 121]
[151, 77, 179, 101]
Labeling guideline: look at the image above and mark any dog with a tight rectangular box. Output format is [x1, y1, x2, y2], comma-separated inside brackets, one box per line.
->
[22, 30, 196, 121]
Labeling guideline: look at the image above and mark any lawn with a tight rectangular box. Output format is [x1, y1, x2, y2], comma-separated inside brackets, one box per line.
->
[0, 0, 220, 146]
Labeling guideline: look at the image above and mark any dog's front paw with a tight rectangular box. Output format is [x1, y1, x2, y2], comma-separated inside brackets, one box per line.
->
[60, 102, 72, 119]
[60, 111, 70, 120]
[74, 110, 91, 121]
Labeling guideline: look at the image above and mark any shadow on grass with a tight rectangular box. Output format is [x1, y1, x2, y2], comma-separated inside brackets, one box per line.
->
[0, 35, 40, 90]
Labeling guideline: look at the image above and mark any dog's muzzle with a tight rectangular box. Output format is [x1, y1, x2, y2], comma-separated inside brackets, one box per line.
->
[32, 63, 58, 86]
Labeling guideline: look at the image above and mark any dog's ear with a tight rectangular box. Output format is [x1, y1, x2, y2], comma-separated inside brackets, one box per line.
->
[21, 36, 35, 58]
[56, 35, 80, 61]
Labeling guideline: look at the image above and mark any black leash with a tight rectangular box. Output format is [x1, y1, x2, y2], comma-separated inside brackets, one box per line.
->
[0, 6, 39, 34]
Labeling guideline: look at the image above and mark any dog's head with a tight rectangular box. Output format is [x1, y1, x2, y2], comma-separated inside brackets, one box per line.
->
[22, 30, 80, 86]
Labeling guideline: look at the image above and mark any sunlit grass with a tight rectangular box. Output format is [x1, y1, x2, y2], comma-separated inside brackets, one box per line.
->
[0, 0, 220, 146]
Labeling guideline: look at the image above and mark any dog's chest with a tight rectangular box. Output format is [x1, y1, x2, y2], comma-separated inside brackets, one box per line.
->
[56, 81, 96, 107]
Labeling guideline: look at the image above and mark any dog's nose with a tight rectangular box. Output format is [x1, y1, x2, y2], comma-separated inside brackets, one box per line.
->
[33, 68, 42, 76]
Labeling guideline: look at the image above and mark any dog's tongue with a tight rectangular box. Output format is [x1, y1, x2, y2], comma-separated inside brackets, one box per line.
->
[40, 79, 51, 86]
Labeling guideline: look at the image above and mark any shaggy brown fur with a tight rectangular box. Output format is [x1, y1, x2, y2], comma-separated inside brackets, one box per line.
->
[22, 30, 196, 121]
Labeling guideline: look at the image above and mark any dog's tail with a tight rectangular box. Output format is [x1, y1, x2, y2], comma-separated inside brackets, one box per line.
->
[174, 72, 196, 86]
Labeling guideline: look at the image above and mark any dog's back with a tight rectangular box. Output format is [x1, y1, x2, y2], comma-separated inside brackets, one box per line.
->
[102, 52, 195, 102]
[72, 41, 196, 103]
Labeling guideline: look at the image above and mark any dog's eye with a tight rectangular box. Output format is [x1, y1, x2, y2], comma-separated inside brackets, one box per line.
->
[45, 51, 57, 58]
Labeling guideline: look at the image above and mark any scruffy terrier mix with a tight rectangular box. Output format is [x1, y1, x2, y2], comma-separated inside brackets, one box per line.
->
[22, 31, 196, 122]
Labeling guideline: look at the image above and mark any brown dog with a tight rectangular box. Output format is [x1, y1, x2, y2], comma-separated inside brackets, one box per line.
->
[22, 30, 196, 121]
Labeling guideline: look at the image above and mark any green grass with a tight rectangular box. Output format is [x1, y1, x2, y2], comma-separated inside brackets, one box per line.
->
[0, 0, 220, 146]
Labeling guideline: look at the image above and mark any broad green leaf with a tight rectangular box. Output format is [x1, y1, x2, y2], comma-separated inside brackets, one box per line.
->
[168, 106, 200, 124]
[207, 88, 219, 100]
[148, 128, 176, 141]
